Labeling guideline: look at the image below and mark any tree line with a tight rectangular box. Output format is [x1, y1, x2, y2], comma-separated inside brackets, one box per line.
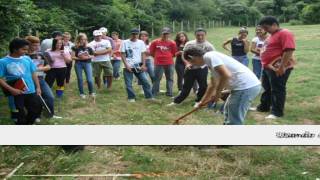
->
[1, 0, 319, 55]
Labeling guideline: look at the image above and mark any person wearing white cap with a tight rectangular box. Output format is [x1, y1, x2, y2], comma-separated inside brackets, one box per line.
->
[99, 27, 115, 50]
[88, 30, 113, 89]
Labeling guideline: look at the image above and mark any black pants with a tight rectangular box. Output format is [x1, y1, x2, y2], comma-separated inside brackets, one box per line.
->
[174, 67, 208, 103]
[65, 62, 73, 83]
[14, 93, 42, 125]
[258, 68, 292, 117]
[175, 62, 185, 91]
[45, 67, 67, 88]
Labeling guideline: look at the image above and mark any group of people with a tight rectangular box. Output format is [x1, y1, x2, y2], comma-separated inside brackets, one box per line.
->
[0, 16, 296, 125]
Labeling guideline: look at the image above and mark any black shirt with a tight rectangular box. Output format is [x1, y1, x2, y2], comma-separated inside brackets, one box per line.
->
[72, 46, 94, 63]
[231, 38, 246, 56]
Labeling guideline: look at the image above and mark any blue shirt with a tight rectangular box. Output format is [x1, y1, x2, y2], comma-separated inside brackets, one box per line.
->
[0, 55, 37, 94]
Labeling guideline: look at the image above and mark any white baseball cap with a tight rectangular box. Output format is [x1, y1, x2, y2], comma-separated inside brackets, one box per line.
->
[99, 27, 108, 33]
[93, 30, 102, 36]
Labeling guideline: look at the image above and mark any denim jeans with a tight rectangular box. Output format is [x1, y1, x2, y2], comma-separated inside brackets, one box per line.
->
[233, 55, 249, 67]
[39, 78, 55, 117]
[138, 59, 155, 85]
[258, 68, 292, 117]
[252, 58, 262, 79]
[152, 64, 174, 96]
[224, 85, 261, 125]
[74, 61, 94, 95]
[123, 64, 153, 100]
[111, 60, 121, 78]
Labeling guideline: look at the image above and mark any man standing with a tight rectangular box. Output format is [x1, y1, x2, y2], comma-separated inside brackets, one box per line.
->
[183, 45, 261, 125]
[253, 16, 296, 119]
[0, 38, 42, 125]
[88, 30, 113, 89]
[121, 29, 153, 102]
[168, 28, 215, 107]
[150, 27, 177, 97]
[100, 27, 115, 50]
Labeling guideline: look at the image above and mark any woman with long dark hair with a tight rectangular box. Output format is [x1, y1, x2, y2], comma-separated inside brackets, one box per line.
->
[44, 39, 72, 97]
[174, 31, 189, 91]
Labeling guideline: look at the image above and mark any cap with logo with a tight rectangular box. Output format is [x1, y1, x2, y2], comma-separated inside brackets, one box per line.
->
[161, 27, 171, 34]
[93, 30, 103, 36]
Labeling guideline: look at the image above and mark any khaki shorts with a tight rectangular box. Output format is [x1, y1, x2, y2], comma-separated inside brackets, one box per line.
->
[92, 61, 113, 77]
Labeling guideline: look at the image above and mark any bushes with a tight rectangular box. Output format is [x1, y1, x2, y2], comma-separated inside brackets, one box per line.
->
[300, 3, 320, 24]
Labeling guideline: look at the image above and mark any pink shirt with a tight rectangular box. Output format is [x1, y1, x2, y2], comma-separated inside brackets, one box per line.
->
[47, 50, 71, 68]
[261, 29, 296, 68]
[113, 39, 122, 60]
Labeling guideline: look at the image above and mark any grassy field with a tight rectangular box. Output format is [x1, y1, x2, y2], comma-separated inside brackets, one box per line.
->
[0, 25, 320, 179]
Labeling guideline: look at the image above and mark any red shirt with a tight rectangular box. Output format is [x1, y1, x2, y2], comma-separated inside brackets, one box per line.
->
[261, 29, 296, 68]
[150, 39, 177, 65]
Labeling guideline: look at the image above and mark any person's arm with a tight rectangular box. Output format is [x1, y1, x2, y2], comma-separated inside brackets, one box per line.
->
[199, 65, 231, 107]
[121, 52, 132, 72]
[0, 78, 24, 96]
[37, 64, 51, 72]
[222, 38, 232, 52]
[141, 52, 147, 71]
[276, 49, 294, 76]
[32, 72, 41, 96]
[149, 41, 156, 57]
[251, 42, 259, 55]
[94, 47, 112, 56]
[243, 39, 250, 54]
[212, 65, 232, 101]
[62, 51, 72, 63]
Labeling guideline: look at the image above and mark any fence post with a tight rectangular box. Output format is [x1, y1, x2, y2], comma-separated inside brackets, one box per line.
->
[36, 30, 39, 37]
[229, 20, 231, 27]
[187, 21, 190, 32]
[172, 21, 175, 33]
[151, 22, 154, 38]
[181, 21, 183, 31]
[75, 29, 78, 37]
[193, 21, 196, 31]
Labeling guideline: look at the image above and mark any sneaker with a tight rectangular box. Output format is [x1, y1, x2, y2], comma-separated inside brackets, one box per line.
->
[265, 114, 280, 120]
[249, 107, 257, 111]
[52, 115, 63, 119]
[167, 102, 177, 107]
[35, 118, 41, 123]
[128, 99, 136, 103]
[80, 94, 87, 99]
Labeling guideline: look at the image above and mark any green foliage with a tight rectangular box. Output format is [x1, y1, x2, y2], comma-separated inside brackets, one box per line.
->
[300, 3, 320, 24]
[0, 0, 320, 56]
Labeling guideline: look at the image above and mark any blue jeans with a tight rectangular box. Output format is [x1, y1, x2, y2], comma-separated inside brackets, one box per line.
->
[152, 64, 174, 96]
[111, 60, 121, 78]
[74, 61, 94, 95]
[252, 58, 262, 79]
[233, 55, 249, 67]
[138, 59, 155, 85]
[224, 85, 261, 125]
[123, 64, 153, 100]
[39, 78, 54, 116]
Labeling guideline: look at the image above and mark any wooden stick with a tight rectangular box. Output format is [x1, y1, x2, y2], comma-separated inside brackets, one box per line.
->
[12, 173, 142, 179]
[173, 100, 212, 125]
[4, 162, 24, 180]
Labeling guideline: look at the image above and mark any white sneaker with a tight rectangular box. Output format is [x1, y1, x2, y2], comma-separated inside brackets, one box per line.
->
[90, 93, 96, 98]
[249, 107, 257, 111]
[194, 102, 201, 108]
[265, 114, 280, 120]
[128, 99, 136, 103]
[52, 115, 63, 119]
[35, 118, 41, 123]
[167, 102, 177, 107]
[80, 94, 87, 99]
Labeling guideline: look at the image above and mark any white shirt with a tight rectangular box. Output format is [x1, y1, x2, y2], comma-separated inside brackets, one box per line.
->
[204, 51, 260, 91]
[88, 39, 112, 62]
[121, 39, 146, 67]
[252, 37, 266, 60]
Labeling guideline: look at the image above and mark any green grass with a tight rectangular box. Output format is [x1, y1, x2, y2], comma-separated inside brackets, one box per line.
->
[1, 25, 320, 179]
